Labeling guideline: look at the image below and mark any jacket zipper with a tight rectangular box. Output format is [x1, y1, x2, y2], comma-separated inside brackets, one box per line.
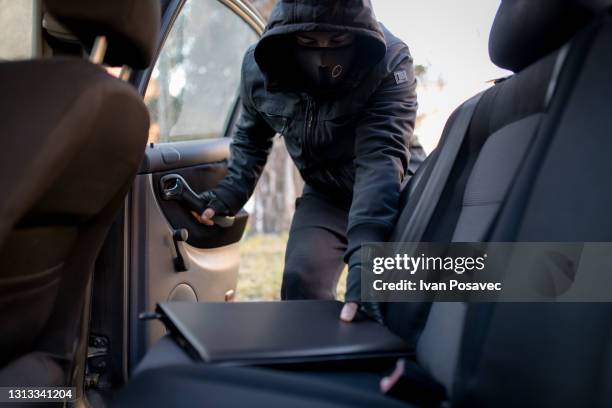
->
[304, 96, 318, 159]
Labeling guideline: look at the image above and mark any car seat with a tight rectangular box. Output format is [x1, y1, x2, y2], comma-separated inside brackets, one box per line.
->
[0, 0, 159, 404]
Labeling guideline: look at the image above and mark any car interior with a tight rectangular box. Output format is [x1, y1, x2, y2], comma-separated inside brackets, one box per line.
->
[0, 0, 159, 401]
[1, 0, 611, 407]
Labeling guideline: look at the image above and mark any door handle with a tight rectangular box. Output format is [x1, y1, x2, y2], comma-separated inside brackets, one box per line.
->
[159, 174, 235, 228]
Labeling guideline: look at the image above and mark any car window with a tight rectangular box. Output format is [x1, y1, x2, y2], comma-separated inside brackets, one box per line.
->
[146, 0, 259, 144]
[0, 0, 34, 61]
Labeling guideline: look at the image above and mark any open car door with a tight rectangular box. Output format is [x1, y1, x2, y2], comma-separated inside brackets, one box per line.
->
[127, 0, 264, 367]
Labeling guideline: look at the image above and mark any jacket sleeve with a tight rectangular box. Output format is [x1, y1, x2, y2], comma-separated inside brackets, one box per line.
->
[213, 55, 277, 215]
[344, 51, 418, 302]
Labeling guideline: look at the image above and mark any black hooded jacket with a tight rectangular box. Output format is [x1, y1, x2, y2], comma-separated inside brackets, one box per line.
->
[214, 0, 422, 300]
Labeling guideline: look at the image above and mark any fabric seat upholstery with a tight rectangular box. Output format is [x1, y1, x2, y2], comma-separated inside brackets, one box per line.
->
[0, 60, 150, 395]
[454, 10, 612, 407]
[0, 0, 159, 396]
[117, 364, 412, 408]
[0, 58, 149, 371]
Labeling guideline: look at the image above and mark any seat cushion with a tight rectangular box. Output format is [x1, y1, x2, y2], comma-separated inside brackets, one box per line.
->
[115, 364, 413, 408]
[133, 335, 194, 376]
[134, 335, 387, 396]
[0, 352, 64, 387]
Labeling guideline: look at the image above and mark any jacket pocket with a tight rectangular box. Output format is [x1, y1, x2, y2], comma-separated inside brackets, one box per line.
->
[257, 98, 294, 135]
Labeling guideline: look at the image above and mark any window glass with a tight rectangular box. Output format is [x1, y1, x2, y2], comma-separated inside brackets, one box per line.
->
[146, 0, 258, 143]
[0, 0, 33, 61]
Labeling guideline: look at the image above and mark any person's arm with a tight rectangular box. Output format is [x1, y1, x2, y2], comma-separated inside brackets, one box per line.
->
[341, 49, 418, 320]
[209, 54, 277, 216]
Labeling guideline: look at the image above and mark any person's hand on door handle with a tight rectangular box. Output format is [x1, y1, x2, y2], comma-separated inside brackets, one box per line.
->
[192, 208, 216, 226]
[191, 191, 230, 226]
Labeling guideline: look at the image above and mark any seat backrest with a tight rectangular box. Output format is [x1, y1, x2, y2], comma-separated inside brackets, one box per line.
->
[384, 39, 561, 350]
[0, 0, 159, 393]
[414, 44, 564, 392]
[382, 0, 612, 404]
[454, 4, 612, 407]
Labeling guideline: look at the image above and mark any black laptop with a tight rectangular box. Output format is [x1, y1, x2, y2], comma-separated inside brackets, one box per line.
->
[156, 300, 412, 365]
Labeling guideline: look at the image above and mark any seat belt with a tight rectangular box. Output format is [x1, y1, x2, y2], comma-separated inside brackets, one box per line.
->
[398, 92, 483, 243]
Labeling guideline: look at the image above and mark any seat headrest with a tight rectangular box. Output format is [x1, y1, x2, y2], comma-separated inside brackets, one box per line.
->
[44, 0, 161, 68]
[489, 0, 612, 72]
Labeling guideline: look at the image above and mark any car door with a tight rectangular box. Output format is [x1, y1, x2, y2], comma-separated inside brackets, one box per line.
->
[128, 0, 264, 368]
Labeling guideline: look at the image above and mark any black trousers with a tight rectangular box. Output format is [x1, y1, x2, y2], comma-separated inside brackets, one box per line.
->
[280, 145, 427, 300]
[281, 185, 351, 300]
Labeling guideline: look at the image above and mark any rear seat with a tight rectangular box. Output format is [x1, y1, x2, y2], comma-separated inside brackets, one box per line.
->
[454, 6, 612, 407]
[391, 41, 567, 398]
[115, 1, 612, 407]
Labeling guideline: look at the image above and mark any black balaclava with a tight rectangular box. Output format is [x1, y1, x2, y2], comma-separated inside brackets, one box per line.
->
[254, 0, 387, 94]
[293, 43, 357, 93]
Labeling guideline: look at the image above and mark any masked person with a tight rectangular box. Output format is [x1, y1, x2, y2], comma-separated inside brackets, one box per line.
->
[195, 0, 425, 322]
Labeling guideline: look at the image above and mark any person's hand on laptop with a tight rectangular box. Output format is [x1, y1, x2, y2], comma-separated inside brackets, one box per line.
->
[341, 302, 384, 323]
[340, 302, 359, 322]
[341, 257, 384, 323]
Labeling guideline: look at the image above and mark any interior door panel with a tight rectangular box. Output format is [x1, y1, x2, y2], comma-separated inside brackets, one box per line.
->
[149, 153, 249, 248]
[126, 0, 263, 372]
[140, 139, 230, 173]
[129, 142, 246, 367]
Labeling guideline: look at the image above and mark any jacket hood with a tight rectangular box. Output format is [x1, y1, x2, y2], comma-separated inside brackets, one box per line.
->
[254, 0, 388, 92]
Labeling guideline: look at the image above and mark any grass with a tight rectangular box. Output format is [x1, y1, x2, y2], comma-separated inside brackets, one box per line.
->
[236, 232, 347, 301]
